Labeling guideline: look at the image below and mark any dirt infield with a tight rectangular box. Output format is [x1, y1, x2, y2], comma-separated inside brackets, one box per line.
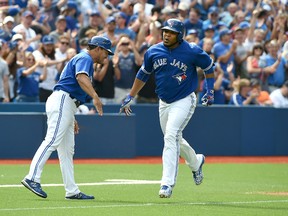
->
[0, 156, 288, 164]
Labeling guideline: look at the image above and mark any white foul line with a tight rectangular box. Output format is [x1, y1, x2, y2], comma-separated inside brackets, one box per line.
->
[1, 179, 288, 212]
[1, 200, 288, 212]
[0, 179, 161, 188]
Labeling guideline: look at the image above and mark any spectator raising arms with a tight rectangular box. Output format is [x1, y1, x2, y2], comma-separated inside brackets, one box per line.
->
[15, 52, 48, 102]
[113, 35, 142, 103]
[33, 35, 66, 102]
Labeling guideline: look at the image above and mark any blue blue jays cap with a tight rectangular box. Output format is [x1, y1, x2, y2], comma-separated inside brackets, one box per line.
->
[106, 16, 116, 24]
[208, 6, 218, 14]
[88, 36, 114, 55]
[204, 24, 215, 31]
[42, 35, 55, 45]
[187, 29, 198, 35]
[239, 21, 250, 29]
[116, 12, 127, 20]
[9, 41, 18, 50]
[67, 1, 78, 10]
[219, 29, 232, 38]
[90, 10, 101, 16]
[129, 14, 138, 23]
[22, 10, 35, 19]
[8, 7, 20, 16]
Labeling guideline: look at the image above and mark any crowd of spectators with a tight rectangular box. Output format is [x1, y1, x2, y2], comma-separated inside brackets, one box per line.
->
[0, 0, 288, 107]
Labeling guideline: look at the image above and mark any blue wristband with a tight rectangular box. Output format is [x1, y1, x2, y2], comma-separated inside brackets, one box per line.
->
[206, 77, 215, 90]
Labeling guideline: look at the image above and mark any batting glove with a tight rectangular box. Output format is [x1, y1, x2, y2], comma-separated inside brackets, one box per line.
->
[201, 89, 214, 106]
[119, 95, 134, 116]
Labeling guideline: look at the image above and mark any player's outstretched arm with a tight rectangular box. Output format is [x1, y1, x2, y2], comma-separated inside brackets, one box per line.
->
[119, 78, 146, 115]
[76, 73, 103, 116]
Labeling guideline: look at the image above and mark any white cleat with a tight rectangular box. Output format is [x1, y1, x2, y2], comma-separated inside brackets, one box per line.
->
[192, 154, 205, 185]
[159, 185, 172, 198]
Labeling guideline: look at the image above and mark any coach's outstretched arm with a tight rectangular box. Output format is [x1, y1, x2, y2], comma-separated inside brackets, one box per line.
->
[119, 78, 146, 115]
[77, 73, 103, 116]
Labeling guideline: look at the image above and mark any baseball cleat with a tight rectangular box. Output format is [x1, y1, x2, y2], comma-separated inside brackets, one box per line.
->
[159, 185, 172, 198]
[21, 178, 47, 198]
[192, 154, 205, 185]
[65, 192, 95, 200]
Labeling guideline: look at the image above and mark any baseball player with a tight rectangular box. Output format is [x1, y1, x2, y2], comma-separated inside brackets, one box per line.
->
[120, 19, 215, 198]
[21, 36, 114, 199]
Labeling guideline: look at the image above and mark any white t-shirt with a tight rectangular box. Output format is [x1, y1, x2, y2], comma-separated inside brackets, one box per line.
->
[33, 50, 58, 91]
[270, 89, 288, 108]
[13, 24, 39, 50]
[0, 58, 9, 98]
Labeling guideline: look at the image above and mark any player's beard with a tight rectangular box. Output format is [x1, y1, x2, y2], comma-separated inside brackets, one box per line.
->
[163, 39, 179, 48]
[163, 36, 179, 48]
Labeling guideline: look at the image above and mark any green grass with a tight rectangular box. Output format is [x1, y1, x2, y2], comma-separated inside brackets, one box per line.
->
[0, 163, 287, 216]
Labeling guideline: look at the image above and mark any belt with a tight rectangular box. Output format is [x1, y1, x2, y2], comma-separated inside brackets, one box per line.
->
[55, 89, 81, 108]
[70, 96, 81, 108]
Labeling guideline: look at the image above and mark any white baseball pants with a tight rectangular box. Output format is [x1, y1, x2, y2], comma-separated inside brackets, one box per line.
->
[159, 92, 203, 187]
[25, 90, 80, 197]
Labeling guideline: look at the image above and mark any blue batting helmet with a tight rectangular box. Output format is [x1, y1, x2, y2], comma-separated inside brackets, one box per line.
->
[161, 19, 184, 42]
[88, 36, 114, 55]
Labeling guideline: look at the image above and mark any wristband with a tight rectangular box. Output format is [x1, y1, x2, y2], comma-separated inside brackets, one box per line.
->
[206, 77, 215, 90]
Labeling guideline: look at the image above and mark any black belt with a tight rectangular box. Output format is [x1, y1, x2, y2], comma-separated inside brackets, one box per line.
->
[55, 89, 81, 108]
[70, 97, 81, 108]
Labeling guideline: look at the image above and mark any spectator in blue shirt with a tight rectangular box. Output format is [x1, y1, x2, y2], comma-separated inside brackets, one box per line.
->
[15, 52, 48, 102]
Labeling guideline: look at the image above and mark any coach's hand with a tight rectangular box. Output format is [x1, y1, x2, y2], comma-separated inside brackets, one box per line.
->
[93, 97, 103, 116]
[119, 95, 134, 116]
[201, 89, 214, 106]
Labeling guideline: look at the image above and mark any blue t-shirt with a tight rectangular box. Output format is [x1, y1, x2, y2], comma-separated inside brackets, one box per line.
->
[17, 67, 41, 97]
[54, 51, 94, 103]
[264, 55, 286, 87]
[136, 41, 214, 103]
[114, 53, 137, 89]
[229, 92, 246, 106]
[212, 41, 234, 78]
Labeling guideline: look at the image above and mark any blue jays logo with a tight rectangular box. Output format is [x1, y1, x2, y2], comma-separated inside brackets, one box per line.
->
[173, 73, 187, 85]
[168, 20, 175, 28]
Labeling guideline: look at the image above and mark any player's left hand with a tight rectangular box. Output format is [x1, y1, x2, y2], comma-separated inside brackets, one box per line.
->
[201, 89, 214, 106]
[119, 95, 134, 116]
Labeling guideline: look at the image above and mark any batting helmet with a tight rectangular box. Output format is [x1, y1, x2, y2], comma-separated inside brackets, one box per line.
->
[161, 19, 185, 42]
[88, 36, 114, 55]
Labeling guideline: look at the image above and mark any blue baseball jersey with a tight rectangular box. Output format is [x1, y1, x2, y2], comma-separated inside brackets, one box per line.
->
[54, 51, 94, 103]
[136, 41, 214, 103]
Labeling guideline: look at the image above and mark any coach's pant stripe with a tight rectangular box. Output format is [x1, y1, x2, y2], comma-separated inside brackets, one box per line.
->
[31, 94, 66, 181]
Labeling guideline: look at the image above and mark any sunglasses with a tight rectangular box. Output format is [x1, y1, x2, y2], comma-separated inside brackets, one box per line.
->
[61, 42, 69, 45]
[254, 47, 263, 50]
[27, 58, 35, 61]
[122, 42, 129, 46]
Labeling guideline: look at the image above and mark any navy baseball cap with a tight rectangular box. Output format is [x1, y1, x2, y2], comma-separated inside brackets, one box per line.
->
[42, 35, 55, 45]
[219, 29, 232, 38]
